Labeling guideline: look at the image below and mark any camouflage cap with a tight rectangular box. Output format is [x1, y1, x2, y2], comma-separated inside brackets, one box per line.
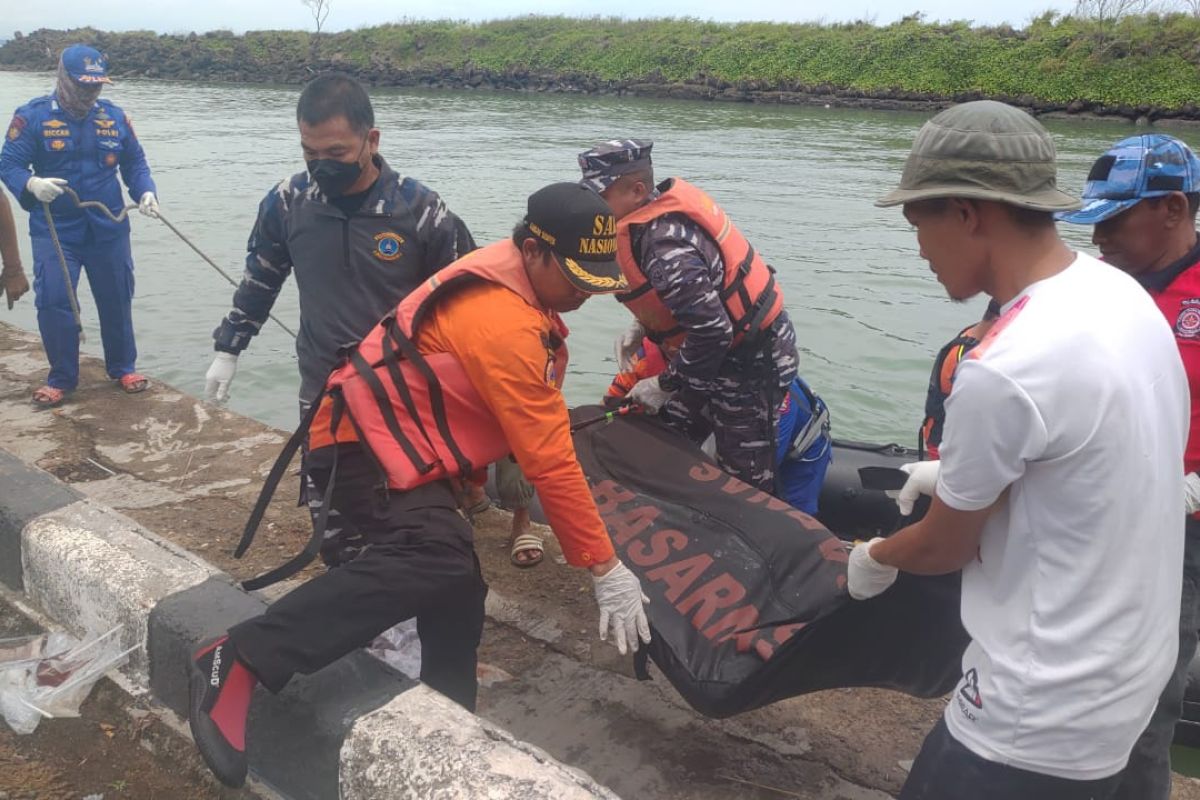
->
[1056, 134, 1200, 225]
[578, 139, 653, 193]
[876, 101, 1080, 212]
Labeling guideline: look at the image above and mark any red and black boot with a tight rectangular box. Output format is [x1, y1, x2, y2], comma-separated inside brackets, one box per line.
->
[189, 635, 257, 787]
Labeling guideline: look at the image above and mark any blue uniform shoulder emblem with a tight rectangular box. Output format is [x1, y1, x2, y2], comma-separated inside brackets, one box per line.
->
[374, 231, 404, 262]
[6, 115, 25, 141]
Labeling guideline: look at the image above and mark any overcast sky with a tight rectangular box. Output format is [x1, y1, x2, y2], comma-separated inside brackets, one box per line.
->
[5, 0, 1082, 40]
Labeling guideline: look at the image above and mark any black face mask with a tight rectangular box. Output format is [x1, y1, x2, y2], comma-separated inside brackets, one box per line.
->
[307, 140, 368, 197]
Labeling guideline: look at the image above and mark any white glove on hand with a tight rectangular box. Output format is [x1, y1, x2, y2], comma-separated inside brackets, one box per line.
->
[138, 192, 159, 218]
[591, 560, 651, 655]
[205, 352, 238, 403]
[895, 460, 940, 516]
[1186, 472, 1200, 515]
[614, 321, 645, 372]
[26, 176, 68, 203]
[628, 376, 673, 413]
[848, 537, 899, 600]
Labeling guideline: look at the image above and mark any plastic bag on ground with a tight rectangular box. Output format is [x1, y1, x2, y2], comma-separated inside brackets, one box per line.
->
[0, 626, 137, 734]
[366, 618, 422, 680]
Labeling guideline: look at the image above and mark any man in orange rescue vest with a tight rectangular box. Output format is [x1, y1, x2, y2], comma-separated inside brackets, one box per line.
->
[186, 183, 651, 788]
[578, 139, 799, 492]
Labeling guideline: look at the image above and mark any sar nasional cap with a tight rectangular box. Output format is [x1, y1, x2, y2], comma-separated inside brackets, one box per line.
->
[1057, 134, 1200, 225]
[877, 100, 1080, 212]
[61, 44, 112, 85]
[524, 182, 628, 295]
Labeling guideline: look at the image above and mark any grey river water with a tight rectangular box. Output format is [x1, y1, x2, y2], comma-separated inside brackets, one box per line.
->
[0, 70, 1174, 442]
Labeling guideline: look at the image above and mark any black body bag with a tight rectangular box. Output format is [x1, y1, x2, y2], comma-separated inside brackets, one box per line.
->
[569, 405, 969, 719]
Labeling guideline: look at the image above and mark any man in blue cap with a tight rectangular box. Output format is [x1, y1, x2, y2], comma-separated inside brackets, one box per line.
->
[1058, 133, 1200, 800]
[577, 139, 799, 493]
[0, 44, 158, 407]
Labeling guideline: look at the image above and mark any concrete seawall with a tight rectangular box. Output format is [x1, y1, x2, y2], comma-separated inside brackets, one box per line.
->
[0, 321, 622, 799]
[7, 318, 1093, 800]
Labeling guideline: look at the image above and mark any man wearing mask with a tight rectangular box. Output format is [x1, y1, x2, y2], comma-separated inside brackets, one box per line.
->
[205, 73, 474, 560]
[1058, 133, 1200, 800]
[0, 44, 158, 407]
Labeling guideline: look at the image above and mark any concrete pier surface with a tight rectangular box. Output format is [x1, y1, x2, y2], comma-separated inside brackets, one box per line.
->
[3, 320, 1199, 799]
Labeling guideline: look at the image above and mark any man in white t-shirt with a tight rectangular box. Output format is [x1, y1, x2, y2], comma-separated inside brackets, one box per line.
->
[851, 100, 1189, 800]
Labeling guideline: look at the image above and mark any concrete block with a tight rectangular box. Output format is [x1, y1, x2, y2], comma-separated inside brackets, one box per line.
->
[20, 499, 216, 688]
[0, 448, 80, 590]
[151, 577, 413, 800]
[340, 684, 620, 800]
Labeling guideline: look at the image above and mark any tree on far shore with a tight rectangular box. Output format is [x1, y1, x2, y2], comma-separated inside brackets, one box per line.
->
[302, 0, 331, 35]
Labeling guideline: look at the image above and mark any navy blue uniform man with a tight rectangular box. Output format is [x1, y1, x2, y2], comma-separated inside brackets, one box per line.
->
[579, 139, 799, 492]
[205, 73, 474, 563]
[0, 44, 158, 407]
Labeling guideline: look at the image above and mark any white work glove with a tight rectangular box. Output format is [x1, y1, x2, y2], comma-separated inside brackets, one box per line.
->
[1186, 472, 1200, 515]
[847, 537, 899, 600]
[614, 321, 645, 372]
[591, 560, 652, 656]
[894, 460, 940, 516]
[204, 352, 238, 403]
[26, 176, 68, 203]
[138, 192, 159, 218]
[628, 375, 673, 414]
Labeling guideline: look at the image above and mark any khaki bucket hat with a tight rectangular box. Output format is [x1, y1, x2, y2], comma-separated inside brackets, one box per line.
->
[876, 100, 1082, 212]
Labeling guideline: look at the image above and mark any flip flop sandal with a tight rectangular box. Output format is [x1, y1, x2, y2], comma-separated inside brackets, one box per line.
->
[31, 385, 65, 409]
[118, 373, 150, 394]
[509, 531, 545, 569]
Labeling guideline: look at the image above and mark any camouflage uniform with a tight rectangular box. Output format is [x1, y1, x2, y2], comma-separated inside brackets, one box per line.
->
[579, 140, 799, 491]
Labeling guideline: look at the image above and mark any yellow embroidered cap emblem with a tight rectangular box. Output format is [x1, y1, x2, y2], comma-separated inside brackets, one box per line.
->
[523, 183, 627, 295]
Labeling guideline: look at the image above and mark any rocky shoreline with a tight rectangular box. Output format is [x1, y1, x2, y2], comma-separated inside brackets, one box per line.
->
[1, 27, 1192, 124]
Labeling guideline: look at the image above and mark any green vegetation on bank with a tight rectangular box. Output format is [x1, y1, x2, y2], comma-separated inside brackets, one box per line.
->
[4, 14, 1200, 113]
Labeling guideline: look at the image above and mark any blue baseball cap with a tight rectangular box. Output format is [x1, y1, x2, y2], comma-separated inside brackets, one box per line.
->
[1057, 134, 1200, 225]
[61, 44, 112, 85]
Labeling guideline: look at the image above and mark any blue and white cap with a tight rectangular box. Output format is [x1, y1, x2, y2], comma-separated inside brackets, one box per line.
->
[1057, 134, 1200, 225]
[61, 44, 112, 85]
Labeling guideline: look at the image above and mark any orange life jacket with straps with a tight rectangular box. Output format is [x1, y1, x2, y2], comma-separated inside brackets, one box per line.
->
[919, 317, 995, 460]
[615, 179, 784, 350]
[234, 240, 569, 590]
[320, 239, 568, 490]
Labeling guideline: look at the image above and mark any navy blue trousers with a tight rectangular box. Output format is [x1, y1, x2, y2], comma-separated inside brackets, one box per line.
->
[32, 231, 136, 390]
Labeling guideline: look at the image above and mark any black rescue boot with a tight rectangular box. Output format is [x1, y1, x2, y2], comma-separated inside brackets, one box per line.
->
[188, 635, 257, 788]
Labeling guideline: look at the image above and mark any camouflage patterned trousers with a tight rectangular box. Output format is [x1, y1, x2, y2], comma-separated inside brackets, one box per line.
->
[661, 332, 798, 492]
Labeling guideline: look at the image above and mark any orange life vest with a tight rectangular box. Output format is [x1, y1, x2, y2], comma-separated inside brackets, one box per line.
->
[615, 179, 784, 350]
[919, 318, 994, 460]
[321, 239, 569, 490]
[233, 240, 569, 591]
